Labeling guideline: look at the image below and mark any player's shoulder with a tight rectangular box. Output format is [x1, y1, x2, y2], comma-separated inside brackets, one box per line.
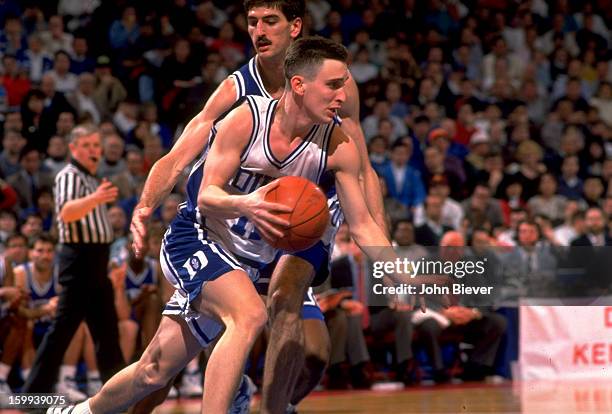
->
[327, 126, 357, 168]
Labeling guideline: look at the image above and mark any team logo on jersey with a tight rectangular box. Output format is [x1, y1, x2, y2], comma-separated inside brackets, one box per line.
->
[190, 256, 201, 271]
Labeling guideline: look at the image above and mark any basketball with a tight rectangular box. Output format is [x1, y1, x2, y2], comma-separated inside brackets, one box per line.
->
[264, 176, 330, 252]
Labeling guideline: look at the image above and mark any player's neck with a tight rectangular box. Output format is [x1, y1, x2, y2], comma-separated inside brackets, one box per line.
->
[276, 95, 315, 140]
[256, 55, 286, 98]
[33, 267, 52, 283]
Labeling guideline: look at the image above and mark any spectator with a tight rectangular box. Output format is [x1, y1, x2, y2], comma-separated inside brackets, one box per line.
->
[375, 141, 425, 210]
[0, 15, 27, 56]
[93, 56, 127, 120]
[554, 201, 585, 247]
[414, 175, 464, 231]
[97, 134, 126, 179]
[43, 136, 69, 177]
[69, 35, 96, 75]
[108, 6, 140, 52]
[6, 146, 54, 212]
[557, 155, 583, 200]
[414, 194, 453, 246]
[527, 173, 568, 224]
[318, 224, 371, 390]
[500, 220, 558, 300]
[20, 34, 53, 84]
[67, 72, 102, 124]
[0, 129, 26, 178]
[1, 54, 31, 109]
[422, 147, 465, 201]
[462, 183, 504, 229]
[582, 176, 605, 208]
[19, 212, 43, 243]
[40, 15, 74, 55]
[110, 147, 145, 201]
[414, 232, 507, 382]
[45, 50, 78, 95]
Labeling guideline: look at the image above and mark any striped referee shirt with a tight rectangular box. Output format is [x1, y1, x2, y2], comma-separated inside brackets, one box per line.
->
[54, 159, 113, 244]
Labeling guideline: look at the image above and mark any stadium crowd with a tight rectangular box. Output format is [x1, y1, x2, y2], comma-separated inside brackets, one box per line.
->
[0, 0, 610, 400]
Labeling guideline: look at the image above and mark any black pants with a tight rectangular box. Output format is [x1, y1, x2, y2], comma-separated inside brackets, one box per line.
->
[23, 243, 125, 393]
[416, 312, 507, 370]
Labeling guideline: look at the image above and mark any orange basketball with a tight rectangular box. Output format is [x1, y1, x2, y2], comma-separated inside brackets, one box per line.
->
[264, 176, 330, 252]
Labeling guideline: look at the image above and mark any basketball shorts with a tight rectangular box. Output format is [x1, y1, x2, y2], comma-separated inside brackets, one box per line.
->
[160, 220, 254, 347]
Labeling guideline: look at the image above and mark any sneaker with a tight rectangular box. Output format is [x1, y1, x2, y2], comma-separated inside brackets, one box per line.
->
[0, 380, 12, 406]
[167, 385, 179, 399]
[87, 377, 103, 396]
[286, 403, 298, 413]
[47, 405, 75, 414]
[56, 377, 87, 403]
[178, 371, 203, 398]
[229, 375, 256, 414]
[0, 379, 11, 393]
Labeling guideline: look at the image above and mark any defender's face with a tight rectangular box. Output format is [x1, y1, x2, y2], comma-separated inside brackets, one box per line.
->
[247, 7, 301, 59]
[301, 59, 348, 123]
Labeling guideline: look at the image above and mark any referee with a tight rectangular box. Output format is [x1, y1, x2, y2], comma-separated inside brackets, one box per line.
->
[23, 125, 124, 394]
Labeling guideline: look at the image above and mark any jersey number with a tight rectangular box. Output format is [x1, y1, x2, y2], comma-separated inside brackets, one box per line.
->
[230, 216, 261, 240]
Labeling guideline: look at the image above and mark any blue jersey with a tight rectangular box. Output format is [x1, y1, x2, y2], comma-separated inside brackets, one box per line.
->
[125, 258, 158, 301]
[22, 262, 59, 324]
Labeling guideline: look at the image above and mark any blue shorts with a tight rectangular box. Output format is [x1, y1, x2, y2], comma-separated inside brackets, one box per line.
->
[160, 219, 248, 347]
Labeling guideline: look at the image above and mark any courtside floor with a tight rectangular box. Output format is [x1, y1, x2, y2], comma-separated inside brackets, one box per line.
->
[152, 380, 612, 413]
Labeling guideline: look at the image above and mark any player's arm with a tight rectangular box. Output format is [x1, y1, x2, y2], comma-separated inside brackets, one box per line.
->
[0, 256, 19, 302]
[339, 75, 388, 236]
[131, 78, 238, 255]
[328, 128, 393, 259]
[197, 104, 292, 240]
[108, 263, 131, 321]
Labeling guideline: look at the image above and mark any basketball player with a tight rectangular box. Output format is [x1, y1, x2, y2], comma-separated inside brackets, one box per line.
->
[14, 235, 90, 402]
[62, 37, 419, 414]
[129, 1, 385, 411]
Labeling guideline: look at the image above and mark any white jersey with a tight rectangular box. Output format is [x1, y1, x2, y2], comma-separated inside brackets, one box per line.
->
[179, 95, 336, 268]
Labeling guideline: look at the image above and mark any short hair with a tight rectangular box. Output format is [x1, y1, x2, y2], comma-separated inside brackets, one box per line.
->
[32, 233, 56, 247]
[6, 233, 27, 247]
[284, 36, 348, 81]
[244, 0, 305, 21]
[18, 145, 40, 162]
[68, 124, 99, 144]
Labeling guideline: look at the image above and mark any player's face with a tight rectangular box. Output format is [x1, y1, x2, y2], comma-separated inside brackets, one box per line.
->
[70, 133, 102, 174]
[31, 241, 55, 272]
[301, 59, 348, 123]
[247, 7, 301, 59]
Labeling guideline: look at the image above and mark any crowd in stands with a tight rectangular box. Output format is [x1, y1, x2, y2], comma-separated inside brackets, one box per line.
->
[0, 0, 610, 398]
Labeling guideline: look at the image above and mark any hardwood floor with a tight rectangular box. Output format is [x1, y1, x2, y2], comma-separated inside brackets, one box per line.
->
[153, 380, 612, 413]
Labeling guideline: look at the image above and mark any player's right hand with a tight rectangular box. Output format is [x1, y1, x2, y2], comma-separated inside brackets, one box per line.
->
[93, 179, 119, 204]
[240, 181, 293, 240]
[131, 206, 153, 258]
[45, 296, 59, 316]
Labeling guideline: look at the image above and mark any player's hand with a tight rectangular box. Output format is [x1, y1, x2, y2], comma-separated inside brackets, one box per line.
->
[1, 286, 22, 303]
[92, 179, 119, 204]
[442, 306, 477, 325]
[241, 180, 292, 240]
[131, 206, 154, 258]
[109, 262, 128, 289]
[340, 299, 365, 316]
[45, 296, 59, 316]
